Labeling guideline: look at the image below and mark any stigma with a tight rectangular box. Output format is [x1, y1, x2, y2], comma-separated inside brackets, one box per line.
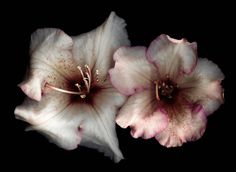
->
[46, 64, 99, 99]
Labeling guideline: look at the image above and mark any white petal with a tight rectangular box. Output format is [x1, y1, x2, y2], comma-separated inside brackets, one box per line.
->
[30, 28, 77, 79]
[72, 12, 130, 80]
[194, 58, 224, 81]
[109, 46, 157, 95]
[20, 28, 77, 101]
[80, 80, 126, 162]
[180, 58, 224, 115]
[14, 90, 78, 149]
[15, 91, 70, 125]
[147, 34, 197, 80]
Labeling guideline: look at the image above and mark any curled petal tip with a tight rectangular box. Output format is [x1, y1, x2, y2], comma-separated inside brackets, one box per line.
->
[18, 82, 41, 101]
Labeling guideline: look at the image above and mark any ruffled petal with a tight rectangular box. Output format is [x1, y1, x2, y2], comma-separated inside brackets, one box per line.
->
[180, 58, 224, 115]
[116, 90, 168, 139]
[155, 104, 207, 147]
[147, 34, 197, 80]
[109, 46, 157, 95]
[72, 12, 130, 81]
[15, 80, 126, 162]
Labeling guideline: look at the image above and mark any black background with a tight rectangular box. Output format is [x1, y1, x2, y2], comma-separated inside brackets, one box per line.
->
[4, 2, 234, 171]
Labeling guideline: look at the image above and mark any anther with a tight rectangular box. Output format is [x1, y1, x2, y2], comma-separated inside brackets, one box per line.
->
[75, 83, 82, 92]
[80, 94, 86, 98]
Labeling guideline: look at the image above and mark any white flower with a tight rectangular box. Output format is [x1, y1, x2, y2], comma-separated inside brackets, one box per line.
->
[14, 12, 130, 162]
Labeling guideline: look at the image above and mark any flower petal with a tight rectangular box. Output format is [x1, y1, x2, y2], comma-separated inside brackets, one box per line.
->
[15, 80, 126, 162]
[72, 12, 130, 80]
[116, 90, 168, 139]
[180, 58, 224, 115]
[109, 46, 157, 95]
[20, 28, 77, 101]
[30, 28, 77, 79]
[147, 34, 197, 80]
[80, 80, 126, 162]
[14, 90, 78, 149]
[194, 58, 224, 81]
[155, 104, 207, 147]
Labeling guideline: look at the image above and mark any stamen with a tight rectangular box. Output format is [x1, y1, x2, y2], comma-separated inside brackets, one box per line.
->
[75, 83, 82, 92]
[77, 65, 91, 93]
[85, 65, 91, 77]
[46, 83, 83, 95]
[155, 81, 160, 101]
[46, 64, 93, 99]
[85, 72, 91, 91]
[75, 83, 87, 98]
[85, 65, 92, 89]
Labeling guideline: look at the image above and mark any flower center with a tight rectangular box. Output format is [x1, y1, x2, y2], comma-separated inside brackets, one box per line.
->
[46, 65, 99, 99]
[155, 75, 178, 101]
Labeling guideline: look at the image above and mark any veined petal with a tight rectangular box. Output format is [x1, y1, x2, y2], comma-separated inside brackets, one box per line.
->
[14, 91, 70, 125]
[72, 12, 130, 81]
[180, 58, 224, 115]
[81, 80, 126, 162]
[147, 34, 197, 80]
[109, 46, 157, 95]
[15, 80, 126, 162]
[14, 90, 80, 149]
[116, 90, 168, 139]
[155, 104, 207, 147]
[20, 28, 78, 101]
[30, 28, 77, 79]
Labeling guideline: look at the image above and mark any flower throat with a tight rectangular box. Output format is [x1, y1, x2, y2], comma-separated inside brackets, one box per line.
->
[155, 75, 178, 101]
[46, 65, 99, 99]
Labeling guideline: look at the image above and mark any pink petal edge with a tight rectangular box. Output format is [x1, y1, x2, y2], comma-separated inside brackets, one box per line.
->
[155, 104, 207, 147]
[146, 34, 197, 76]
[109, 46, 154, 96]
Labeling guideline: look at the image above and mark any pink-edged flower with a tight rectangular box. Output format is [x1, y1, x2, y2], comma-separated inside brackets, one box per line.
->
[110, 34, 224, 147]
[14, 12, 130, 162]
